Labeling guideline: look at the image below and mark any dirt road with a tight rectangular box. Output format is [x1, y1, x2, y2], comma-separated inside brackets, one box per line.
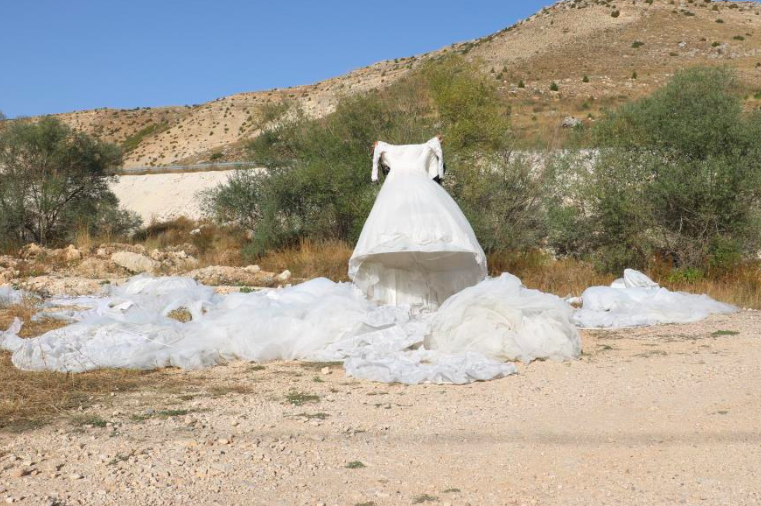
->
[2, 311, 760, 506]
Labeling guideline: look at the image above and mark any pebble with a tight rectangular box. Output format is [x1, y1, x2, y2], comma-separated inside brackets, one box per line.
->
[69, 473, 84, 480]
[8, 469, 29, 479]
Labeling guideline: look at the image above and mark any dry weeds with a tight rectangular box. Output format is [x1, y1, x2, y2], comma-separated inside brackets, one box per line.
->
[0, 302, 185, 432]
[258, 240, 353, 282]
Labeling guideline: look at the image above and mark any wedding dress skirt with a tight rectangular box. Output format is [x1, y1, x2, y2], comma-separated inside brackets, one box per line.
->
[349, 138, 487, 309]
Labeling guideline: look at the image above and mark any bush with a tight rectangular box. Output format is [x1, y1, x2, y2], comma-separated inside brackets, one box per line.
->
[446, 151, 548, 252]
[0, 117, 134, 246]
[548, 67, 761, 272]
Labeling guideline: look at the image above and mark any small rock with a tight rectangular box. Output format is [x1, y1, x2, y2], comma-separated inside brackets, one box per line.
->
[68, 473, 83, 480]
[217, 438, 231, 445]
[60, 244, 82, 262]
[8, 468, 29, 479]
[320, 367, 331, 375]
[111, 251, 160, 274]
[276, 270, 292, 283]
[561, 116, 582, 128]
[244, 265, 261, 273]
[19, 243, 43, 259]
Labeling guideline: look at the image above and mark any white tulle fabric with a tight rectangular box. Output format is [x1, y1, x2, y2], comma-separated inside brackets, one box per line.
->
[0, 274, 585, 384]
[350, 138, 487, 309]
[0, 286, 26, 306]
[572, 269, 738, 328]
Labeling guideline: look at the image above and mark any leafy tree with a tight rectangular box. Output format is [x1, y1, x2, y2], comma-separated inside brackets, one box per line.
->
[549, 67, 761, 272]
[0, 117, 136, 246]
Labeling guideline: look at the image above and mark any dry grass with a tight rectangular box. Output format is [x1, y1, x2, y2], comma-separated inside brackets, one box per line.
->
[0, 302, 183, 432]
[487, 251, 615, 298]
[661, 267, 761, 310]
[253, 242, 761, 308]
[257, 240, 353, 282]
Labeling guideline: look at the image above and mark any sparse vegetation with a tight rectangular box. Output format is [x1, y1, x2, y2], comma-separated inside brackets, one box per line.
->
[286, 391, 320, 406]
[549, 67, 761, 273]
[0, 117, 140, 248]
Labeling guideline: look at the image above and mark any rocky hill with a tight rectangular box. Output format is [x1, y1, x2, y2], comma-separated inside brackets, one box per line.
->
[47, 0, 761, 168]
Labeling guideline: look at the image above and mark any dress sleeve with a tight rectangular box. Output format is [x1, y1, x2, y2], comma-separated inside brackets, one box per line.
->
[371, 142, 385, 182]
[427, 137, 445, 180]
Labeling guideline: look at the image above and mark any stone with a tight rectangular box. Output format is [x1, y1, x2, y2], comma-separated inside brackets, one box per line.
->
[19, 243, 43, 260]
[8, 468, 29, 478]
[17, 276, 104, 297]
[60, 245, 82, 262]
[111, 251, 160, 274]
[187, 266, 277, 287]
[244, 265, 261, 273]
[276, 270, 292, 283]
[561, 116, 582, 128]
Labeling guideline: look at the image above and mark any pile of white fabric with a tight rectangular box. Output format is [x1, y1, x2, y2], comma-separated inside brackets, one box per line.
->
[572, 269, 737, 328]
[0, 273, 581, 385]
[0, 285, 26, 306]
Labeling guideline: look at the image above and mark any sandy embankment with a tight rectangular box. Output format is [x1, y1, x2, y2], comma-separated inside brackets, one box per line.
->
[110, 171, 236, 223]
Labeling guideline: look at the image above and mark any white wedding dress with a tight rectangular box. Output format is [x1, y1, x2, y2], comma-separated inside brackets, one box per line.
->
[0, 138, 583, 384]
[349, 138, 487, 310]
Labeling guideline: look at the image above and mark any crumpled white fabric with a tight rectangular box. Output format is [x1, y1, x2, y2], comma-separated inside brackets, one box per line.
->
[426, 274, 581, 363]
[0, 285, 26, 306]
[573, 269, 738, 329]
[0, 273, 582, 384]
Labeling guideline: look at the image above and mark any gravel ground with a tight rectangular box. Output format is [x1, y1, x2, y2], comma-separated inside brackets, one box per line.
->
[2, 311, 760, 506]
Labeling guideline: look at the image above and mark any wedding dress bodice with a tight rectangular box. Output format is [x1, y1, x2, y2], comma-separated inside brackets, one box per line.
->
[371, 137, 444, 181]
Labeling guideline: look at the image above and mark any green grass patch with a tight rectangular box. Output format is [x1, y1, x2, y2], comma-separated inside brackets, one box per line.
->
[122, 121, 169, 153]
[711, 330, 739, 337]
[71, 414, 108, 427]
[130, 408, 190, 422]
[286, 391, 320, 406]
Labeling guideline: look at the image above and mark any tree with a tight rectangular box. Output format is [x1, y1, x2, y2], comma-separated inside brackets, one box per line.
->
[549, 67, 761, 272]
[0, 117, 128, 245]
[0, 110, 6, 121]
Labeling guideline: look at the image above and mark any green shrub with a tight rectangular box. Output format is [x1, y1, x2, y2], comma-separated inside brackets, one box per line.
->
[446, 151, 548, 252]
[0, 117, 135, 246]
[548, 67, 761, 272]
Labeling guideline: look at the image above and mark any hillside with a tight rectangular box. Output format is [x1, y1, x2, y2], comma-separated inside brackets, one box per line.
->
[49, 0, 761, 168]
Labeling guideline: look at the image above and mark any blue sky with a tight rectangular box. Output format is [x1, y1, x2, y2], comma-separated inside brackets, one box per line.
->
[1, 1, 554, 118]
